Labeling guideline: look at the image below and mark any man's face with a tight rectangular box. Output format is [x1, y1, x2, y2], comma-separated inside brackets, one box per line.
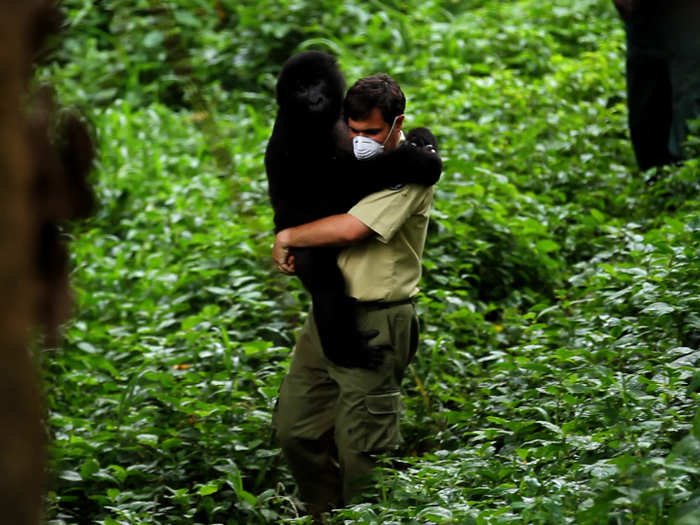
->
[347, 107, 404, 151]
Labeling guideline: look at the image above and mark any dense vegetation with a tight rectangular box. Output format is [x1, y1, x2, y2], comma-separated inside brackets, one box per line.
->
[41, 0, 699, 523]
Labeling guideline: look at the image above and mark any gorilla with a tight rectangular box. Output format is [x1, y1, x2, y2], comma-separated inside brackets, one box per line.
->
[265, 50, 441, 369]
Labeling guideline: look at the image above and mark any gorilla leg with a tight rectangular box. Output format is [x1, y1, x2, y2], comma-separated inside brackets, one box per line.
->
[294, 247, 386, 369]
[293, 247, 344, 291]
[311, 290, 385, 370]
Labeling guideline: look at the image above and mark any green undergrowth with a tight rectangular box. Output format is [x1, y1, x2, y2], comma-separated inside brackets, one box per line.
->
[41, 0, 699, 523]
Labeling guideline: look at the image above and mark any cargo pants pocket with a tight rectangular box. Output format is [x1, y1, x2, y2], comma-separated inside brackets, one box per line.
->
[363, 391, 401, 452]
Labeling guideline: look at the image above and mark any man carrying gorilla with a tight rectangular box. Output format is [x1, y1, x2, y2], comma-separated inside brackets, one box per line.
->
[266, 51, 440, 371]
[271, 72, 437, 518]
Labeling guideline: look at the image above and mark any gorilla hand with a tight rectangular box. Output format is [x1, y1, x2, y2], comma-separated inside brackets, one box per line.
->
[330, 329, 390, 370]
[406, 126, 439, 154]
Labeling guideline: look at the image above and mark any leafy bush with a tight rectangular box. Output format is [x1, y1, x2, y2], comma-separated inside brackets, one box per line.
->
[41, 0, 699, 523]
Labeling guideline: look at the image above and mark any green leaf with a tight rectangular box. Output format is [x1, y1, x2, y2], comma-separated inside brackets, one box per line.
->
[174, 10, 202, 28]
[537, 420, 563, 436]
[416, 506, 454, 522]
[161, 438, 182, 450]
[198, 483, 220, 496]
[80, 458, 100, 480]
[136, 433, 159, 446]
[671, 496, 700, 525]
[590, 208, 605, 223]
[108, 465, 127, 483]
[535, 239, 560, 253]
[642, 302, 676, 316]
[59, 470, 82, 482]
[239, 489, 258, 506]
[143, 31, 164, 48]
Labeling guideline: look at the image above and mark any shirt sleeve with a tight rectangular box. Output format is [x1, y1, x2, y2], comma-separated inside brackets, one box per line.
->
[348, 184, 430, 243]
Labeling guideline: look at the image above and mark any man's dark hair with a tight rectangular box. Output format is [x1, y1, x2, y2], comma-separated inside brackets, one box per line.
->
[343, 74, 406, 124]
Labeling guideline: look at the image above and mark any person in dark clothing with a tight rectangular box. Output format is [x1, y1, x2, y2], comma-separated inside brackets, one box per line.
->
[613, 0, 700, 170]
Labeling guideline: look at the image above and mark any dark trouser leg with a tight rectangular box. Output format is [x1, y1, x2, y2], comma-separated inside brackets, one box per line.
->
[668, 59, 700, 161]
[666, 8, 700, 161]
[625, 17, 675, 170]
[626, 52, 675, 170]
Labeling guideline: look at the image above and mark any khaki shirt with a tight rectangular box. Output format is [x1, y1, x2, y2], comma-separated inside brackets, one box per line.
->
[338, 184, 433, 301]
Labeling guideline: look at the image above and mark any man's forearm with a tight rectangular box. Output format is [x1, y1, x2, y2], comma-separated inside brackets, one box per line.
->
[278, 214, 373, 248]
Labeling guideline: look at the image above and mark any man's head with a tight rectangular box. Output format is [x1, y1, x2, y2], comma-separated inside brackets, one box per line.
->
[344, 74, 405, 153]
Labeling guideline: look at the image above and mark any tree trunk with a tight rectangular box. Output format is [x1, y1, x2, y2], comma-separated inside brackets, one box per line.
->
[0, 1, 46, 523]
[0, 1, 94, 522]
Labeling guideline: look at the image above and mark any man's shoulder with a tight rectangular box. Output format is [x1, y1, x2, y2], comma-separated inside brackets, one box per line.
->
[349, 183, 431, 212]
[392, 183, 434, 204]
[348, 183, 432, 231]
[366, 182, 433, 197]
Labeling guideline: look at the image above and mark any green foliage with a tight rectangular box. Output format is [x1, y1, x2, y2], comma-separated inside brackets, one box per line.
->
[41, 0, 699, 523]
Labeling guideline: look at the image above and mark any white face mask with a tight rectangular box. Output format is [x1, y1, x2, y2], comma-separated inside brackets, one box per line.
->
[352, 116, 399, 160]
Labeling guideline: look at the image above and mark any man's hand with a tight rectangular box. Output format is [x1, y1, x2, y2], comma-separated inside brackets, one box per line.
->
[273, 230, 296, 274]
[272, 215, 373, 275]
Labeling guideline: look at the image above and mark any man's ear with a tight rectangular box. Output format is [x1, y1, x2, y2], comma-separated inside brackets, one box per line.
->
[385, 114, 405, 151]
[392, 114, 405, 146]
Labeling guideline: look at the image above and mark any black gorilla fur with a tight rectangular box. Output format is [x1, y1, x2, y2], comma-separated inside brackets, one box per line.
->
[265, 50, 441, 369]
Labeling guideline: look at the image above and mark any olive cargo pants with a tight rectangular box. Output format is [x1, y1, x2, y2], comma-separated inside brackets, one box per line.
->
[273, 302, 419, 514]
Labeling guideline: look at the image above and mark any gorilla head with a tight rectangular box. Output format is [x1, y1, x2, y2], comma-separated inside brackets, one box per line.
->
[275, 50, 346, 128]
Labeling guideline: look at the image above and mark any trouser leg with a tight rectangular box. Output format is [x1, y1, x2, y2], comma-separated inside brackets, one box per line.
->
[665, 8, 700, 161]
[625, 17, 674, 170]
[668, 61, 700, 161]
[278, 429, 341, 514]
[329, 303, 419, 505]
[273, 313, 342, 514]
[275, 303, 419, 509]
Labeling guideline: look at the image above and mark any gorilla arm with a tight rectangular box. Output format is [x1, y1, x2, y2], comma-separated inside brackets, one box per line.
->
[338, 135, 442, 202]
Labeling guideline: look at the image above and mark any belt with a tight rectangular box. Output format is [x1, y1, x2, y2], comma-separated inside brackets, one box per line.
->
[356, 297, 414, 311]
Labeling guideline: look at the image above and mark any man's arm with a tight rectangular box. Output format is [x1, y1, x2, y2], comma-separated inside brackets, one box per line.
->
[273, 214, 373, 274]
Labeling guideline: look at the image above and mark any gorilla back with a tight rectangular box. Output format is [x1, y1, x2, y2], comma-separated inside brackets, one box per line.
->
[265, 51, 346, 230]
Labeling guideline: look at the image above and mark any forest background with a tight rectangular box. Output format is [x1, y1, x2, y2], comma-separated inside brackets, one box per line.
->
[39, 0, 700, 523]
